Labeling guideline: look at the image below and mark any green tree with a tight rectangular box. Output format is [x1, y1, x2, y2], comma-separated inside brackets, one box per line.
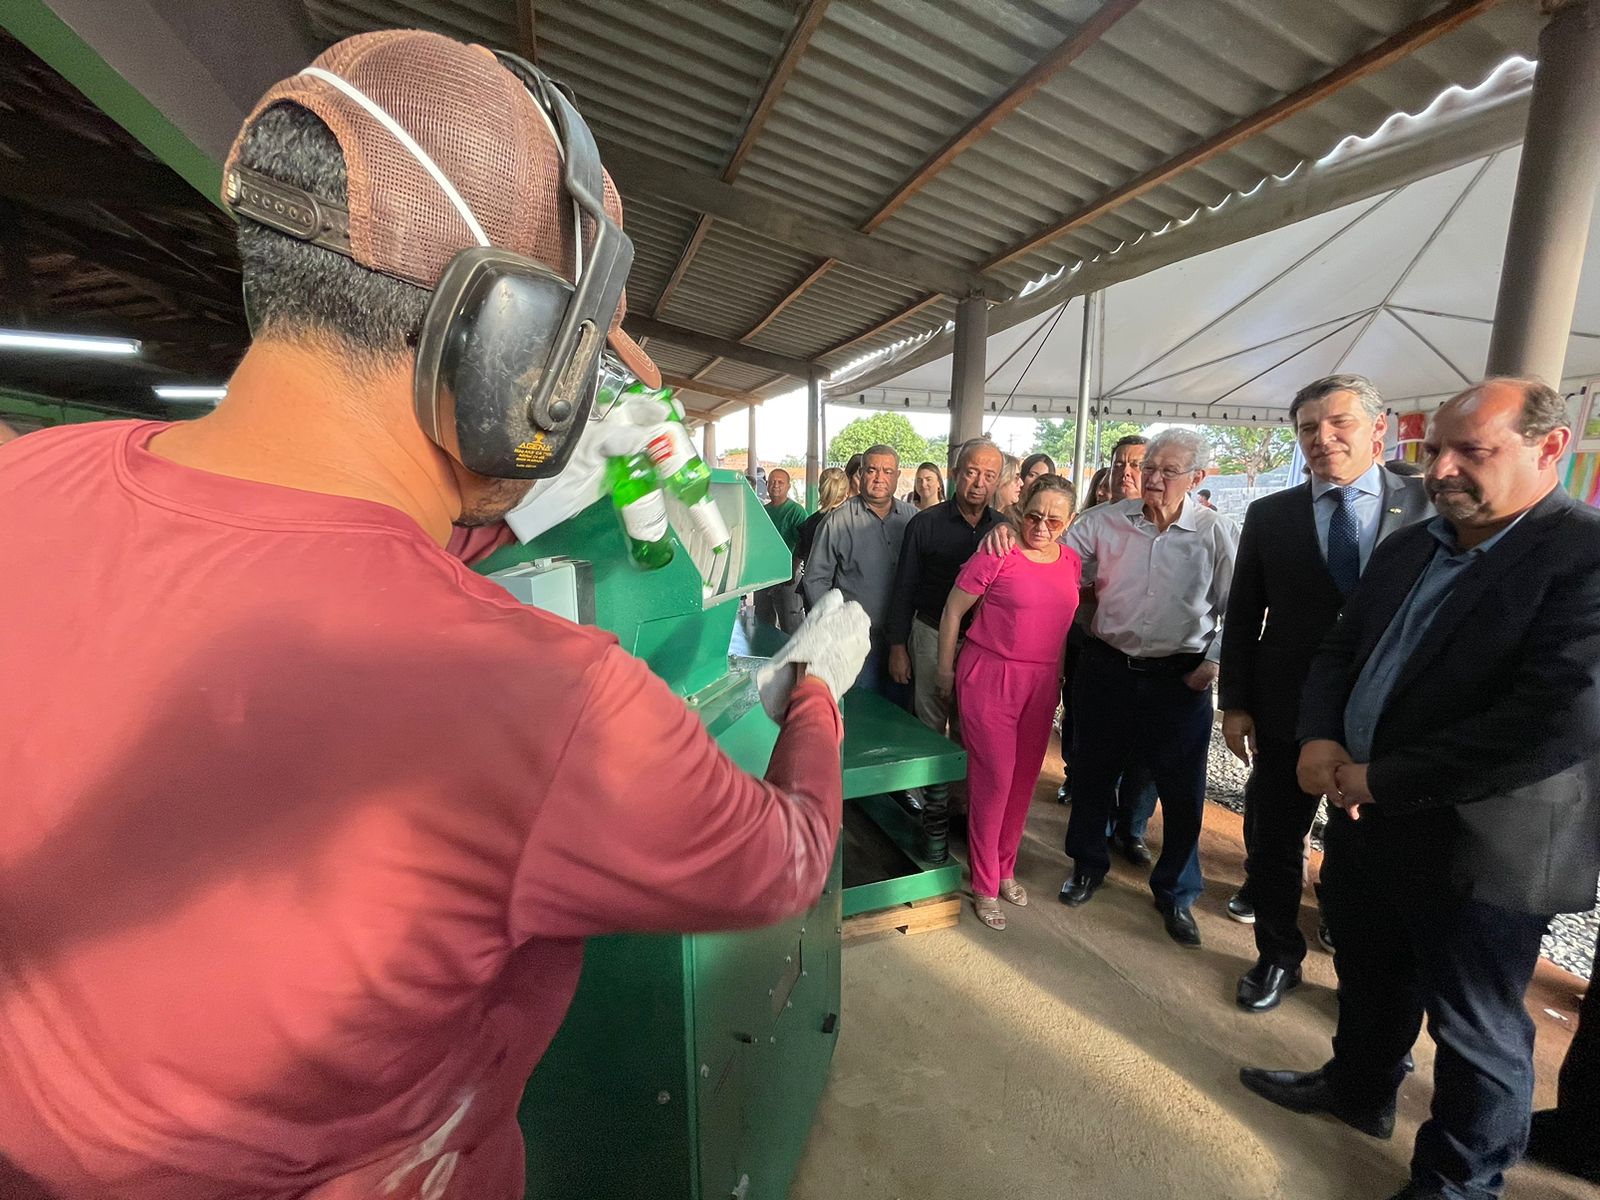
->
[1210, 424, 1295, 486]
[1031, 418, 1147, 469]
[827, 412, 928, 466]
[924, 434, 950, 468]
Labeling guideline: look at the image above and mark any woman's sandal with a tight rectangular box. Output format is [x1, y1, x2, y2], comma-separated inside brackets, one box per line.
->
[974, 896, 1006, 930]
[999, 878, 1028, 907]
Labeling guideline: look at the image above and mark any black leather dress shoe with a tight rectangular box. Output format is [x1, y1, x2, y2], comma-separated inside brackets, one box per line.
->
[1236, 959, 1301, 1012]
[1114, 834, 1153, 865]
[1158, 903, 1201, 946]
[1238, 1066, 1395, 1139]
[1226, 892, 1256, 924]
[1059, 872, 1102, 906]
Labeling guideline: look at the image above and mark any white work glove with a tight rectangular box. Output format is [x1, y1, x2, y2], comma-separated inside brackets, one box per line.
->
[754, 588, 871, 719]
[504, 392, 677, 542]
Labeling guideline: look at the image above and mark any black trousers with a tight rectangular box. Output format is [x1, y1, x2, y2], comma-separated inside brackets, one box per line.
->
[1553, 950, 1600, 1124]
[1066, 640, 1211, 908]
[1062, 630, 1159, 839]
[1320, 812, 1551, 1200]
[1239, 737, 1322, 967]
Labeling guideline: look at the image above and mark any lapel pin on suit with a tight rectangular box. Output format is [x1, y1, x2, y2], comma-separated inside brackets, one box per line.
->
[1388, 507, 1403, 515]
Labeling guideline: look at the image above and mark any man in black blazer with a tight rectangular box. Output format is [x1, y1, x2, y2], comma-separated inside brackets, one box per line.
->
[1221, 375, 1429, 1012]
[1240, 378, 1600, 1200]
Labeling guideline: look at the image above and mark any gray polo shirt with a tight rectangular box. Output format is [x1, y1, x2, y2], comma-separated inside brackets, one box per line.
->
[801, 494, 918, 635]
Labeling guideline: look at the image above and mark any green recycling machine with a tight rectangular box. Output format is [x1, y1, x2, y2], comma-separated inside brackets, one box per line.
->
[476, 470, 963, 1200]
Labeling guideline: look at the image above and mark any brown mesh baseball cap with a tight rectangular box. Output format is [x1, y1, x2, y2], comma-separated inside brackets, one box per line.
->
[223, 29, 659, 388]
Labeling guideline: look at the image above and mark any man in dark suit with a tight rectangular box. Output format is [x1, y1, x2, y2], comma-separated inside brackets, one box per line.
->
[1221, 375, 1429, 1012]
[1240, 378, 1600, 1200]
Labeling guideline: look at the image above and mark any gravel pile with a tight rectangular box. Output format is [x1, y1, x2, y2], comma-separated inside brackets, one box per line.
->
[1200, 725, 1597, 979]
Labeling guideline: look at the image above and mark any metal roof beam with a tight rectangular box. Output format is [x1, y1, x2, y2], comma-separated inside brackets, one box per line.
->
[601, 144, 1003, 300]
[824, 74, 1531, 392]
[731, 2, 1138, 354]
[983, 0, 1505, 272]
[862, 0, 1144, 234]
[514, 0, 537, 63]
[658, 373, 754, 404]
[822, 0, 1517, 377]
[654, 0, 832, 316]
[624, 315, 813, 378]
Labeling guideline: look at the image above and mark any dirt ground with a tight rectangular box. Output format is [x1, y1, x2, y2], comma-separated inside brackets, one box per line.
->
[789, 735, 1592, 1200]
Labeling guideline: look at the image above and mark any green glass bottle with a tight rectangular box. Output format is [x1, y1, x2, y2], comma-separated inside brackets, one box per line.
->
[636, 387, 732, 563]
[606, 453, 674, 570]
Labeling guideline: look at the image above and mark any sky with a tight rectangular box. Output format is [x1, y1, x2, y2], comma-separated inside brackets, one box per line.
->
[704, 386, 1051, 464]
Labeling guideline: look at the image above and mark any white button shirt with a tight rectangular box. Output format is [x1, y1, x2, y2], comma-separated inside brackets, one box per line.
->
[1065, 497, 1239, 660]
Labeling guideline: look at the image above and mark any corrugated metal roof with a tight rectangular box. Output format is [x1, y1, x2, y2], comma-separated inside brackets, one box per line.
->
[298, 0, 1541, 406]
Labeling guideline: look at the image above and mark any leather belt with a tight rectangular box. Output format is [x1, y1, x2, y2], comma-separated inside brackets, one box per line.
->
[1089, 638, 1204, 674]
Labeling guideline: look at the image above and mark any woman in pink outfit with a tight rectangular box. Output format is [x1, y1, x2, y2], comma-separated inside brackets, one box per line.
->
[937, 476, 1081, 929]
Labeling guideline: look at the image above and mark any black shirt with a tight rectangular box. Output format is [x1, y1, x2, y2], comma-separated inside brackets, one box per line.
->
[886, 498, 1000, 645]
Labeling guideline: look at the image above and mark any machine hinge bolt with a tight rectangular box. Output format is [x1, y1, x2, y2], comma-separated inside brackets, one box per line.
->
[657, 1090, 671, 1105]
[700, 1064, 710, 1077]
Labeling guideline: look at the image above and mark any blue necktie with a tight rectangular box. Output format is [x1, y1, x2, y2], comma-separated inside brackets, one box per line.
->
[1327, 486, 1361, 596]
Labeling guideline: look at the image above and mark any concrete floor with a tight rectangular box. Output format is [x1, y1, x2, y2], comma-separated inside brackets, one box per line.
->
[790, 738, 1593, 1200]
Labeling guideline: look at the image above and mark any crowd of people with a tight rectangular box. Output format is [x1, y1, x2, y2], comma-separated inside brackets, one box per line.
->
[776, 372, 1600, 1200]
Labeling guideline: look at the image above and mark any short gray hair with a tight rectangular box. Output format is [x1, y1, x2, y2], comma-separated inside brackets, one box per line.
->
[862, 443, 899, 463]
[1288, 374, 1385, 424]
[955, 437, 1002, 471]
[1146, 427, 1211, 472]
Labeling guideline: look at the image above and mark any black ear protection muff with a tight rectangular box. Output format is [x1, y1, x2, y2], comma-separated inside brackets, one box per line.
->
[225, 50, 635, 481]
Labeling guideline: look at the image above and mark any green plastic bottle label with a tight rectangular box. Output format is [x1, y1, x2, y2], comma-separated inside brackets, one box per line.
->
[619, 493, 669, 542]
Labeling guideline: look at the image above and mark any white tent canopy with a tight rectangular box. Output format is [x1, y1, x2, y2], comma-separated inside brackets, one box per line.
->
[850, 145, 1600, 430]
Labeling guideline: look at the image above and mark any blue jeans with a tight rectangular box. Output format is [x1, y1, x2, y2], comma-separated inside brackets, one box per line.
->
[1065, 639, 1211, 908]
[1321, 812, 1551, 1199]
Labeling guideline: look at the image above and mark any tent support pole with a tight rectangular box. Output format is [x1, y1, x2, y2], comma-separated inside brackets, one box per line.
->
[1486, 0, 1600, 384]
[1072, 291, 1101, 488]
[950, 296, 987, 456]
[806, 369, 822, 507]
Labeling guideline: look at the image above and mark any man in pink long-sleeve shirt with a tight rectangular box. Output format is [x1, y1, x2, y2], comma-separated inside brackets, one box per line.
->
[0, 31, 864, 1200]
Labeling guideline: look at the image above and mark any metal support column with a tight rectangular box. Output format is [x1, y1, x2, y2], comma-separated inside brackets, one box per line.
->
[702, 418, 717, 466]
[1071, 291, 1101, 487]
[950, 296, 988, 449]
[1486, 0, 1600, 384]
[746, 403, 759, 486]
[806, 370, 822, 508]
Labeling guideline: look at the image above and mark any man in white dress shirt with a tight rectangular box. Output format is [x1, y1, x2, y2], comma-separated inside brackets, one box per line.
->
[1056, 427, 1239, 946]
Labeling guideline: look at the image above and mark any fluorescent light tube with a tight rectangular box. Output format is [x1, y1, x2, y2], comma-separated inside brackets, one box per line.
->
[153, 385, 227, 401]
[0, 329, 140, 356]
